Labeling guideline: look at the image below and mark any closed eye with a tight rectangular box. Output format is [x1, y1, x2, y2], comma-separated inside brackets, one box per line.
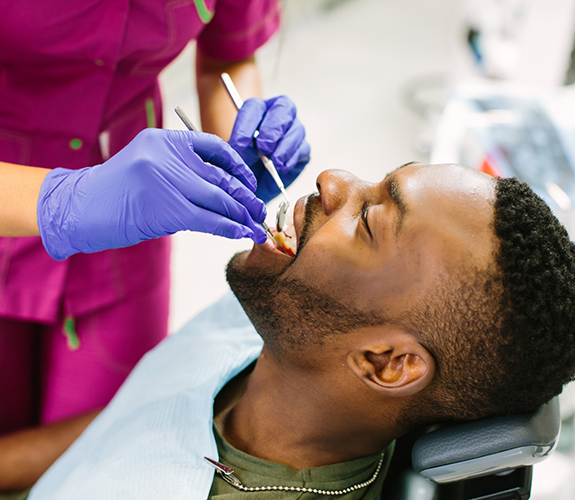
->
[361, 202, 372, 237]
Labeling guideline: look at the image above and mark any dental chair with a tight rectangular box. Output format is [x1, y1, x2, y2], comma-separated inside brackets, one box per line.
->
[384, 398, 561, 500]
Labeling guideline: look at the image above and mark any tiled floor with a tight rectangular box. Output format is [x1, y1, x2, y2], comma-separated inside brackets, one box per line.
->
[159, 0, 575, 497]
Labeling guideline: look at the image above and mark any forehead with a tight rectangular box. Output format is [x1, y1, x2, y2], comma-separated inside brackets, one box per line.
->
[387, 163, 496, 203]
[388, 163, 497, 273]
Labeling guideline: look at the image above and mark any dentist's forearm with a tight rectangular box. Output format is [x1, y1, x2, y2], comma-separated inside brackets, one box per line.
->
[0, 161, 49, 237]
[0, 410, 100, 491]
[196, 48, 262, 140]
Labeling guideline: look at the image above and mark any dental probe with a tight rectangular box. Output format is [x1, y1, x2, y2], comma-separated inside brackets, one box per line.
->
[261, 222, 288, 253]
[174, 106, 289, 255]
[220, 72, 291, 209]
[174, 106, 198, 131]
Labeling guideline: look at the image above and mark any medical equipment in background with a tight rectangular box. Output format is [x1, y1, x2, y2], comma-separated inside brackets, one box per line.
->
[464, 0, 575, 87]
[431, 82, 575, 234]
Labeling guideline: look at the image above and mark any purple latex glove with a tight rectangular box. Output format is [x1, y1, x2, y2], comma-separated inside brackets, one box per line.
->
[38, 128, 267, 261]
[228, 96, 311, 204]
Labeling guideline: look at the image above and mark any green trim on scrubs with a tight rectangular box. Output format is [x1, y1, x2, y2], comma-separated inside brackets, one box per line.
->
[63, 316, 80, 350]
[145, 98, 157, 128]
[194, 0, 215, 23]
[209, 425, 395, 499]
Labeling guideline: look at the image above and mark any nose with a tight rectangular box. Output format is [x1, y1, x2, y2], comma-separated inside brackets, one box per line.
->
[316, 169, 361, 215]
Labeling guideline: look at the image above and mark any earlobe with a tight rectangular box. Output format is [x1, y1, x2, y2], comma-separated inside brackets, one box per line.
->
[346, 338, 435, 398]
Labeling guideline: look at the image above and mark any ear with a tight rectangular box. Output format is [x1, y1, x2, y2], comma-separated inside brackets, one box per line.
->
[346, 331, 435, 398]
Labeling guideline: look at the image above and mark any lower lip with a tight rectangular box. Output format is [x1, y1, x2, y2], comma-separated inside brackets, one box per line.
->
[255, 234, 293, 258]
[253, 194, 308, 259]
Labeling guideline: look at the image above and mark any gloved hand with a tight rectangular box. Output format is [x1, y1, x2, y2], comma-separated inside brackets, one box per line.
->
[38, 128, 267, 261]
[228, 96, 311, 204]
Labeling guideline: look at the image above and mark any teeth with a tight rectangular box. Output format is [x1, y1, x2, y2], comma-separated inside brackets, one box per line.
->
[273, 209, 297, 256]
[285, 208, 294, 227]
[282, 211, 295, 238]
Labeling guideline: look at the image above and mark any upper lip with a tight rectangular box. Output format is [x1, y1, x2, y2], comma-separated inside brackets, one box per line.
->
[293, 195, 309, 248]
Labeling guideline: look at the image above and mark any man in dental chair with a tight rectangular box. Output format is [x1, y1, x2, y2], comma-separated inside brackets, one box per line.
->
[26, 162, 575, 499]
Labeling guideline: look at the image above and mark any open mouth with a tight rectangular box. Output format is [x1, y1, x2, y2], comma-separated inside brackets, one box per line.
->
[272, 209, 297, 256]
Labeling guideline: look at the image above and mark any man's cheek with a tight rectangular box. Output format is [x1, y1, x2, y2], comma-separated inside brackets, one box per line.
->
[287, 249, 363, 301]
[290, 243, 425, 310]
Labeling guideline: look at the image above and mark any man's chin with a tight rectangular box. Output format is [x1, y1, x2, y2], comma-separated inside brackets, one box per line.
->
[225, 248, 286, 298]
[225, 249, 285, 345]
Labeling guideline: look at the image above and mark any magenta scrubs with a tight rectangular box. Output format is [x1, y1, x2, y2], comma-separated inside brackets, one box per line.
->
[0, 0, 279, 433]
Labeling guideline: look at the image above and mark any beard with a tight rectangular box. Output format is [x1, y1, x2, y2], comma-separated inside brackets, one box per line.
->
[226, 194, 385, 352]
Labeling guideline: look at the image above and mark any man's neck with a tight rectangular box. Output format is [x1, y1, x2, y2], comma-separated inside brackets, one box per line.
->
[213, 348, 397, 470]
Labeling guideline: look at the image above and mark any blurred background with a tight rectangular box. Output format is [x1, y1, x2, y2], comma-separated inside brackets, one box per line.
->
[159, 0, 575, 497]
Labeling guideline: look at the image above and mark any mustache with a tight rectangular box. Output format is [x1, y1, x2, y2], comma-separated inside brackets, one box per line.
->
[294, 192, 322, 256]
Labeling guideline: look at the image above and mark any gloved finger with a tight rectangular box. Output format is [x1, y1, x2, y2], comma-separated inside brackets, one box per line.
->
[161, 136, 266, 223]
[187, 132, 258, 192]
[281, 139, 311, 174]
[255, 96, 297, 156]
[268, 117, 306, 172]
[184, 169, 266, 237]
[185, 204, 266, 243]
[186, 162, 266, 223]
[230, 98, 267, 150]
[141, 190, 266, 243]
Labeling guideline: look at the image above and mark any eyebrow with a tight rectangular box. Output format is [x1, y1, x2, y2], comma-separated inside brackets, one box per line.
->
[393, 161, 419, 172]
[383, 172, 408, 237]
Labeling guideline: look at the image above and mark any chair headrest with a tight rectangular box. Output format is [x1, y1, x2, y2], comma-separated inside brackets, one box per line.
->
[411, 397, 560, 483]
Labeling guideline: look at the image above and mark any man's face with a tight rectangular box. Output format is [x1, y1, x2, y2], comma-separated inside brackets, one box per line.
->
[227, 163, 497, 353]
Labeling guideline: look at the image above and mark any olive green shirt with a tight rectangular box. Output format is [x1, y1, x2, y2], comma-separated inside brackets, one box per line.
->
[0, 430, 394, 500]
[208, 425, 395, 499]
[0, 490, 30, 500]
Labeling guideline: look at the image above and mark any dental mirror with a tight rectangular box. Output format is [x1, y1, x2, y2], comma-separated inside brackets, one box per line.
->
[276, 201, 288, 233]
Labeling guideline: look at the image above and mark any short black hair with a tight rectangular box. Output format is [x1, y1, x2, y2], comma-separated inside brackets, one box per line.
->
[402, 177, 575, 425]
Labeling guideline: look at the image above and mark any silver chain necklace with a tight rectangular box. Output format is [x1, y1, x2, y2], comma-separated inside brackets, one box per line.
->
[204, 452, 385, 496]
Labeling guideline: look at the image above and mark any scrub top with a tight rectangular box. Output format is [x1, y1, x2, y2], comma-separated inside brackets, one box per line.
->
[0, 0, 279, 322]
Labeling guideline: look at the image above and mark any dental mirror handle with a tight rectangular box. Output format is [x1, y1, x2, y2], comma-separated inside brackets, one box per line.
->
[221, 73, 244, 111]
[220, 73, 290, 207]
